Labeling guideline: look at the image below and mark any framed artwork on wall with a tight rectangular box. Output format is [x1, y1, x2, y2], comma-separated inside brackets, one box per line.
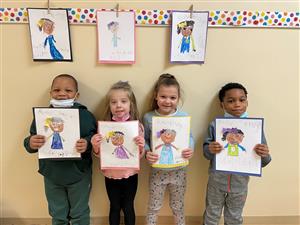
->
[170, 10, 209, 64]
[27, 8, 72, 61]
[96, 10, 136, 64]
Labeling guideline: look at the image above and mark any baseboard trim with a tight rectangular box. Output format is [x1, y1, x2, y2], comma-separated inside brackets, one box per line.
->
[1, 216, 299, 224]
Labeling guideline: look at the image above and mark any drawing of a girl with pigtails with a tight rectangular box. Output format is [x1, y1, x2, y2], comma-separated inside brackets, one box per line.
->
[222, 128, 246, 156]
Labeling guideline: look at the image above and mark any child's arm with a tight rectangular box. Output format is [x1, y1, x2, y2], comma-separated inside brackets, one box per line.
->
[134, 136, 145, 158]
[29, 135, 46, 150]
[146, 151, 159, 164]
[91, 134, 103, 158]
[79, 110, 97, 155]
[203, 121, 223, 160]
[76, 139, 88, 153]
[253, 144, 271, 167]
[182, 148, 193, 160]
[24, 120, 45, 153]
[182, 126, 196, 159]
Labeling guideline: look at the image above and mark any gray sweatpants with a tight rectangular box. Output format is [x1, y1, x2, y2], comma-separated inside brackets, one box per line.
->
[146, 168, 187, 225]
[203, 183, 247, 225]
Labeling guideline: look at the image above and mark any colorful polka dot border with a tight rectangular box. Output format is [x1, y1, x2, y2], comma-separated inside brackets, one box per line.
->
[0, 8, 299, 28]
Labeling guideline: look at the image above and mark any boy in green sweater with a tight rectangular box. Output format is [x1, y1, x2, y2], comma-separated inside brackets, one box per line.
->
[24, 74, 96, 225]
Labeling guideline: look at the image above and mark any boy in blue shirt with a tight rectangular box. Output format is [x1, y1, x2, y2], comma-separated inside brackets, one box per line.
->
[24, 74, 96, 225]
[202, 83, 271, 225]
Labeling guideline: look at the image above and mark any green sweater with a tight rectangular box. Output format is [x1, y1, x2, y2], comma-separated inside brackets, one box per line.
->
[24, 103, 97, 185]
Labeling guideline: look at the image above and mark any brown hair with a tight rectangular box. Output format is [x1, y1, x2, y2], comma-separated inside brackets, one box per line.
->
[103, 81, 140, 121]
[150, 73, 181, 110]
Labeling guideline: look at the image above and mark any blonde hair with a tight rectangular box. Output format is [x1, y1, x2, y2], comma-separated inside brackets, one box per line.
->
[103, 81, 140, 121]
[37, 18, 54, 31]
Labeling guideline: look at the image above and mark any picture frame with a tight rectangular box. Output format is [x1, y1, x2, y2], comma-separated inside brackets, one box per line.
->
[215, 117, 264, 176]
[152, 116, 191, 168]
[27, 8, 72, 61]
[96, 10, 136, 64]
[98, 121, 139, 170]
[170, 10, 209, 64]
[33, 107, 80, 159]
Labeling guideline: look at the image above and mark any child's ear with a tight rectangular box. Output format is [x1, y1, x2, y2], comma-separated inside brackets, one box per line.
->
[220, 102, 224, 109]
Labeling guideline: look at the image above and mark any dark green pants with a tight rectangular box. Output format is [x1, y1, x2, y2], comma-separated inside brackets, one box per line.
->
[44, 173, 91, 225]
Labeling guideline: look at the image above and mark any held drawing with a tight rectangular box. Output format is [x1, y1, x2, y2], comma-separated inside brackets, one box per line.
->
[215, 118, 263, 176]
[99, 121, 139, 169]
[34, 108, 80, 159]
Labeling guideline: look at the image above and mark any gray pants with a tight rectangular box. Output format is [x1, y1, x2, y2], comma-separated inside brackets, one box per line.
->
[146, 168, 186, 225]
[203, 183, 247, 225]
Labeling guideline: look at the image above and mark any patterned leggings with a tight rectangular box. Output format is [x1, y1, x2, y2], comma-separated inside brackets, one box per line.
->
[146, 168, 187, 225]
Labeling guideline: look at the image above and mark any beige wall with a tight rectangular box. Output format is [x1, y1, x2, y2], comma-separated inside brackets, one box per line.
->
[1, 1, 299, 219]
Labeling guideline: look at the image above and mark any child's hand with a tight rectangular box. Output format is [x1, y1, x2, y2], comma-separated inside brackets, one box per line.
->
[29, 135, 46, 150]
[146, 151, 159, 164]
[253, 144, 270, 157]
[91, 134, 103, 156]
[182, 148, 193, 160]
[76, 139, 87, 153]
[134, 136, 145, 156]
[209, 142, 223, 154]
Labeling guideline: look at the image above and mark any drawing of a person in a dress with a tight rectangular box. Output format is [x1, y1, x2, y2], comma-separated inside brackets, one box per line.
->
[177, 20, 196, 54]
[107, 21, 121, 48]
[45, 117, 65, 150]
[37, 18, 64, 60]
[155, 129, 178, 164]
[222, 128, 246, 156]
[106, 131, 134, 159]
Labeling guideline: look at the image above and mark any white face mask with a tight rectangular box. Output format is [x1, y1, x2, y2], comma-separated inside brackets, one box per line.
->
[224, 111, 248, 118]
[50, 98, 75, 108]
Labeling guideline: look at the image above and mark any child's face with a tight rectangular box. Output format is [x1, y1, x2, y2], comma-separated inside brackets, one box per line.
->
[161, 131, 176, 144]
[109, 89, 130, 119]
[50, 77, 78, 100]
[221, 88, 248, 117]
[156, 85, 179, 115]
[226, 132, 244, 145]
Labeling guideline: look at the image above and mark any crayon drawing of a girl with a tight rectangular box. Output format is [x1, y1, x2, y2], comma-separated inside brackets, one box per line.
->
[37, 18, 64, 60]
[45, 117, 65, 150]
[177, 20, 196, 54]
[106, 131, 134, 159]
[107, 21, 121, 48]
[155, 129, 178, 164]
[222, 128, 246, 156]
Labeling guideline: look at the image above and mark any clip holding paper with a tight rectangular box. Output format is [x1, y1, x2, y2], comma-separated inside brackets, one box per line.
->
[189, 4, 193, 19]
[115, 3, 119, 18]
[47, 0, 51, 14]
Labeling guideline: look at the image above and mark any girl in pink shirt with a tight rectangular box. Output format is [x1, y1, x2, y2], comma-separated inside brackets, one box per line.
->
[91, 81, 145, 225]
